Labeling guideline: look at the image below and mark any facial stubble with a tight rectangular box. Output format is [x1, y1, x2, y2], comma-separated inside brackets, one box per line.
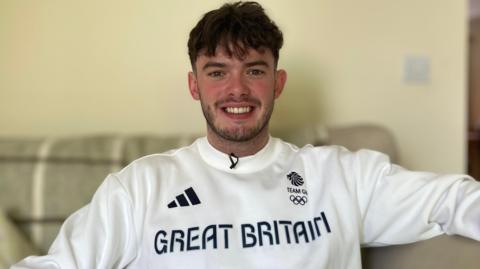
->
[198, 88, 275, 143]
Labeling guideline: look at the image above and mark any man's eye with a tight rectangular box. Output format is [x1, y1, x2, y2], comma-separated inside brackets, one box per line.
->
[208, 71, 224, 78]
[247, 69, 265, 76]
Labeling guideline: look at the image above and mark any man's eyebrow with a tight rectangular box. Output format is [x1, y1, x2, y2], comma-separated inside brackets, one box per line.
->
[201, 60, 269, 70]
[245, 60, 269, 68]
[202, 61, 226, 70]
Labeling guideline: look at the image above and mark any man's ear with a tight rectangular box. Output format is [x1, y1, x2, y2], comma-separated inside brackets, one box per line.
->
[274, 69, 287, 99]
[188, 71, 200, 100]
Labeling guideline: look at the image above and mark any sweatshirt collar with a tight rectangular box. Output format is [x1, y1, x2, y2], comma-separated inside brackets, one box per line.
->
[196, 136, 279, 173]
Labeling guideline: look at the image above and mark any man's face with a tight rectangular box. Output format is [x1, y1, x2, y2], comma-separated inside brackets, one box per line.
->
[188, 47, 286, 143]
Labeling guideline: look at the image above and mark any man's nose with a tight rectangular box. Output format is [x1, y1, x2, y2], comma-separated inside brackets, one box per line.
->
[228, 73, 250, 97]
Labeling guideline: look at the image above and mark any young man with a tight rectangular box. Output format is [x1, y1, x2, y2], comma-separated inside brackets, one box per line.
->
[12, 2, 480, 269]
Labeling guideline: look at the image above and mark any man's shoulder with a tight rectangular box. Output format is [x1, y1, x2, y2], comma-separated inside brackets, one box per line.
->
[116, 138, 202, 174]
[279, 138, 387, 162]
[275, 136, 342, 154]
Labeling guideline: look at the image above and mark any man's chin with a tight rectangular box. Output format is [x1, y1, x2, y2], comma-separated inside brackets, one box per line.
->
[215, 126, 263, 142]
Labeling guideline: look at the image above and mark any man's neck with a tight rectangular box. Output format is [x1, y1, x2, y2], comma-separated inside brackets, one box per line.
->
[206, 129, 270, 157]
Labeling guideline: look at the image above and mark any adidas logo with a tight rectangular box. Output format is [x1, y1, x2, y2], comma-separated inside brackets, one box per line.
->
[167, 187, 201, 208]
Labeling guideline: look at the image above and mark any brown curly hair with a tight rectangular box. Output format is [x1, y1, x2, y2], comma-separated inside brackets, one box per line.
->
[188, 1, 283, 70]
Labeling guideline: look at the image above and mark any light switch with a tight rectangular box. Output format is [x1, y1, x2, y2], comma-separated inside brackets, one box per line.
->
[403, 55, 430, 84]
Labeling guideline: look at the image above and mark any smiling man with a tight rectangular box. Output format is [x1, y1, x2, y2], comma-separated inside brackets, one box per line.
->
[189, 46, 286, 157]
[12, 2, 480, 269]
[187, 7, 286, 157]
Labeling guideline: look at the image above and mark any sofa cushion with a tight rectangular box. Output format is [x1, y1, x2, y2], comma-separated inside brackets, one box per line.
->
[0, 208, 38, 267]
[0, 135, 196, 252]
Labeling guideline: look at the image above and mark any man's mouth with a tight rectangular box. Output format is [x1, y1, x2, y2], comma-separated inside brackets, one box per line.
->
[224, 106, 252, 114]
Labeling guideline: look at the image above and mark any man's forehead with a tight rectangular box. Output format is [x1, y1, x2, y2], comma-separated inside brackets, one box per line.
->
[197, 46, 272, 62]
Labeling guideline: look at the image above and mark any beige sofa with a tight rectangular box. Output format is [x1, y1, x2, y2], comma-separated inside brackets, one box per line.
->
[0, 124, 478, 268]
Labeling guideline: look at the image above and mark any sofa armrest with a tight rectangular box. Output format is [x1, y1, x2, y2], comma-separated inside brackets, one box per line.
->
[363, 235, 480, 269]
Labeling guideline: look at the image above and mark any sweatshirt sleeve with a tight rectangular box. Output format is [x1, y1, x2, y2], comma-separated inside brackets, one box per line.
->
[354, 150, 480, 247]
[11, 174, 138, 269]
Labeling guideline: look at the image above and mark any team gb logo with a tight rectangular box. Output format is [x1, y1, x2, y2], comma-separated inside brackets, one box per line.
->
[287, 172, 304, 187]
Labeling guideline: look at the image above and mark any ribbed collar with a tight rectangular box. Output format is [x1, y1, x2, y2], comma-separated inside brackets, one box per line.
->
[195, 136, 280, 173]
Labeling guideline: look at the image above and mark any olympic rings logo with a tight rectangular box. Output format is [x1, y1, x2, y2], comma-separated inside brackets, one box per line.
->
[290, 195, 308, 205]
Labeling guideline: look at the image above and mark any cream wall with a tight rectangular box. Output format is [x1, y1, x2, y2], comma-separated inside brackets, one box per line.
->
[0, 0, 467, 173]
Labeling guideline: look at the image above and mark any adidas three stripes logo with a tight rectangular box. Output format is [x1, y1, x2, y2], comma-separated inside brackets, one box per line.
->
[167, 187, 201, 208]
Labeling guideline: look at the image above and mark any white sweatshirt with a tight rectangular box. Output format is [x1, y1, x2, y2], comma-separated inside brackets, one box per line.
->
[12, 137, 480, 269]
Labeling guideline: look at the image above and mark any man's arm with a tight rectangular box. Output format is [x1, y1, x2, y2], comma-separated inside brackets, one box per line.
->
[11, 175, 138, 269]
[351, 149, 480, 246]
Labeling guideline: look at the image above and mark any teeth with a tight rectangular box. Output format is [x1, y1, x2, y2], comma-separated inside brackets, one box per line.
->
[225, 107, 251, 114]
